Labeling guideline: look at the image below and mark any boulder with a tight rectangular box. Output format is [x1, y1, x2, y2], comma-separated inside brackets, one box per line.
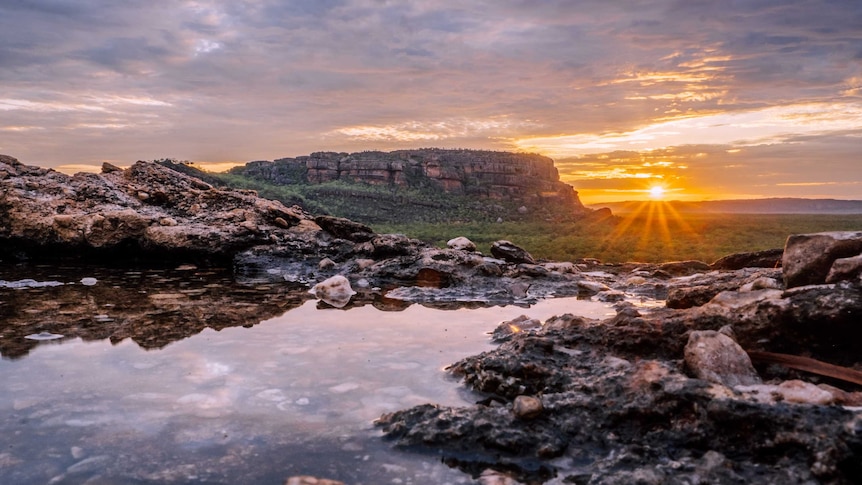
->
[490, 240, 535, 264]
[512, 395, 543, 419]
[826, 253, 862, 283]
[710, 248, 783, 270]
[782, 231, 862, 288]
[447, 236, 477, 252]
[683, 330, 761, 387]
[314, 215, 374, 242]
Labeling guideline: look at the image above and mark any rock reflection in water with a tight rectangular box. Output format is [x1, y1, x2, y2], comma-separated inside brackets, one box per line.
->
[0, 265, 613, 484]
[0, 264, 309, 359]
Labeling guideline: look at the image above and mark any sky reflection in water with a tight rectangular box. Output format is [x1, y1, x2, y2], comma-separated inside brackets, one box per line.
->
[0, 291, 612, 484]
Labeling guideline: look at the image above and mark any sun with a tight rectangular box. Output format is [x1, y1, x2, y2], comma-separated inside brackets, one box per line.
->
[648, 185, 666, 199]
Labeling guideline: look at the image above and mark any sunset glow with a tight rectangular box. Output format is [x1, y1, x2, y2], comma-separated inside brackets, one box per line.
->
[0, 1, 860, 203]
[649, 186, 666, 199]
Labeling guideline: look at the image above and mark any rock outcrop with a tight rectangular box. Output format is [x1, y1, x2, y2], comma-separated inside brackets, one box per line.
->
[233, 149, 587, 212]
[376, 233, 862, 484]
[0, 154, 313, 261]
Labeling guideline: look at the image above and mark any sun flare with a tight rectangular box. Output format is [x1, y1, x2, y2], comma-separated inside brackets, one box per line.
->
[649, 185, 666, 199]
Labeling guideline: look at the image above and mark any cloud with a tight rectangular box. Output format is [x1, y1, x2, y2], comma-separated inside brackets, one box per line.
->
[0, 0, 859, 202]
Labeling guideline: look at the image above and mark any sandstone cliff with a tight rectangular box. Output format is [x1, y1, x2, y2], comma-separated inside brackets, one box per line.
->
[232, 149, 587, 213]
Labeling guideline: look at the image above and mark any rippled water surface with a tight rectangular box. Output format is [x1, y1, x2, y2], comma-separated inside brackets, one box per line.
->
[0, 264, 614, 484]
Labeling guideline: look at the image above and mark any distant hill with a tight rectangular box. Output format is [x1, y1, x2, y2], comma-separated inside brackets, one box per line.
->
[591, 198, 862, 214]
[209, 149, 598, 224]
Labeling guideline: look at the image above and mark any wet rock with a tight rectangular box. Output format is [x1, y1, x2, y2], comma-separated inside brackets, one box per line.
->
[782, 231, 862, 287]
[684, 330, 761, 387]
[308, 275, 356, 308]
[577, 280, 611, 295]
[490, 240, 535, 265]
[666, 285, 716, 309]
[512, 395, 543, 419]
[490, 315, 542, 343]
[447, 236, 477, 252]
[283, 476, 345, 485]
[478, 469, 522, 485]
[710, 248, 783, 270]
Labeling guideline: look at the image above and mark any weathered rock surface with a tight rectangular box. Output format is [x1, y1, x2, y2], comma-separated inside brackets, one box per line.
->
[376, 235, 862, 483]
[378, 296, 862, 483]
[234, 149, 587, 211]
[0, 155, 312, 260]
[783, 231, 862, 287]
[490, 240, 536, 265]
[684, 330, 761, 386]
[710, 247, 783, 270]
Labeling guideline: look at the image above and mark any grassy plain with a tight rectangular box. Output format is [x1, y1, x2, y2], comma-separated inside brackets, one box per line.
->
[375, 210, 862, 264]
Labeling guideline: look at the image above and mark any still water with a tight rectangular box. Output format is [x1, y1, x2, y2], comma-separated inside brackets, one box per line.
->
[0, 265, 614, 484]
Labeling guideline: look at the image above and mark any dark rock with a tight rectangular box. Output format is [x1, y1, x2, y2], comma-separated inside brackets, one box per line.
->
[490, 315, 542, 343]
[379, 300, 862, 483]
[783, 231, 862, 288]
[711, 248, 783, 270]
[657, 260, 711, 276]
[314, 215, 374, 242]
[490, 240, 535, 264]
[666, 285, 719, 309]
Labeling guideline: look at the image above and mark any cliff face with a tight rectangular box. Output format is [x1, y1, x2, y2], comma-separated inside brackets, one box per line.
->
[235, 149, 586, 212]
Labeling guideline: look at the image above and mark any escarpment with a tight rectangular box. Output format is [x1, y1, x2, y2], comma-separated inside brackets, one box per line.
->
[232, 149, 587, 213]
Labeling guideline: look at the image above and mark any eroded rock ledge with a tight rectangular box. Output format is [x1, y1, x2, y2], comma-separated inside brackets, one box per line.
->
[0, 154, 311, 261]
[377, 234, 862, 484]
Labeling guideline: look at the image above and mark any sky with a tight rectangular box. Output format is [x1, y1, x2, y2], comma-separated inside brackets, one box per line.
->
[1, 0, 861, 203]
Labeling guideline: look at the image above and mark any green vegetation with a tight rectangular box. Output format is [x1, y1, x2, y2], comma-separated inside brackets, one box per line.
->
[375, 213, 862, 264]
[211, 173, 577, 224]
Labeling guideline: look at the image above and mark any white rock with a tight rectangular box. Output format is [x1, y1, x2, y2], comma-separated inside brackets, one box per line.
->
[447, 236, 477, 252]
[80, 277, 98, 286]
[308, 275, 356, 308]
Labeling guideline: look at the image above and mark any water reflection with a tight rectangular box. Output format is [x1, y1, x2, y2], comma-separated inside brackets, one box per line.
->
[0, 263, 614, 484]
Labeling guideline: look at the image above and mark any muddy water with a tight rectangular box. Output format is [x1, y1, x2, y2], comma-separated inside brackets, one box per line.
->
[0, 264, 614, 484]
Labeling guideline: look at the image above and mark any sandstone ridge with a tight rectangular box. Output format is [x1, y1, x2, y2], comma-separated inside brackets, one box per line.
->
[233, 148, 587, 213]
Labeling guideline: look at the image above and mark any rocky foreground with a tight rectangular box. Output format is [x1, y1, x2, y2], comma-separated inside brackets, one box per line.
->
[2, 155, 862, 484]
